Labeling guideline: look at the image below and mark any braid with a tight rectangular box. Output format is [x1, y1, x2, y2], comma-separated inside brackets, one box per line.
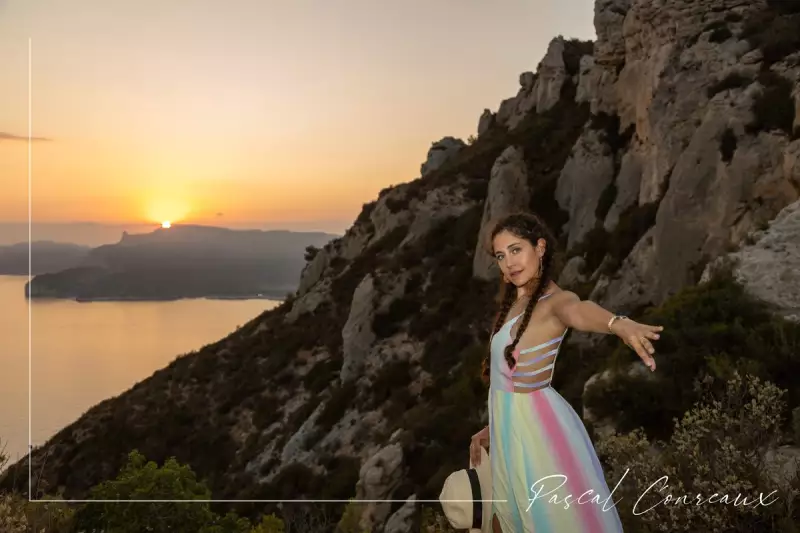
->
[481, 282, 516, 383]
[503, 247, 555, 370]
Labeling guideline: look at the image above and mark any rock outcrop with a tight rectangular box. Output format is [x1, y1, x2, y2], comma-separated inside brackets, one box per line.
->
[496, 37, 569, 130]
[702, 199, 800, 322]
[473, 146, 531, 279]
[420, 137, 466, 176]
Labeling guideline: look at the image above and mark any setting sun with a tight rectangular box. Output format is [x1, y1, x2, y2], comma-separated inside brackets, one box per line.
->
[161, 221, 171, 228]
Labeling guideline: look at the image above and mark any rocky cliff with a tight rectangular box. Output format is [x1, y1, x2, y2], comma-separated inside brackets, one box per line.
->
[3, 1, 799, 531]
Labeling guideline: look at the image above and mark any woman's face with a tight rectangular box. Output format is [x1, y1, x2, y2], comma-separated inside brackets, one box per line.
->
[492, 230, 545, 287]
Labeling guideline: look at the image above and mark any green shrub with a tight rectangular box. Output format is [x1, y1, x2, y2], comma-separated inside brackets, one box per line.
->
[596, 372, 799, 532]
[369, 358, 413, 408]
[720, 127, 737, 162]
[562, 38, 594, 76]
[317, 381, 357, 433]
[584, 271, 800, 442]
[748, 71, 795, 135]
[710, 25, 733, 43]
[373, 296, 423, 338]
[385, 195, 411, 213]
[419, 505, 459, 532]
[355, 201, 377, 225]
[304, 357, 342, 394]
[743, 8, 800, 67]
[72, 449, 253, 532]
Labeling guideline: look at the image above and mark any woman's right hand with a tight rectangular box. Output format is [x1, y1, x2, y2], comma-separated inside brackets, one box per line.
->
[470, 426, 490, 466]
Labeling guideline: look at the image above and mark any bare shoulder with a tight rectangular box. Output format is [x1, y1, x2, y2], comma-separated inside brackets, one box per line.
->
[544, 289, 580, 325]
[545, 288, 580, 308]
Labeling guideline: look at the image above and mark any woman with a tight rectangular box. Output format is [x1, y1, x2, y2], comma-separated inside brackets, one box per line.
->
[469, 211, 663, 533]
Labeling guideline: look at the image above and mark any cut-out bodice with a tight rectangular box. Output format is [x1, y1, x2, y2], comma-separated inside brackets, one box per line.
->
[489, 293, 568, 393]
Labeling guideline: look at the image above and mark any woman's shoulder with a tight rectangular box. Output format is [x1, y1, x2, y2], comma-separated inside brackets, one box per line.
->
[541, 283, 577, 302]
[541, 285, 580, 322]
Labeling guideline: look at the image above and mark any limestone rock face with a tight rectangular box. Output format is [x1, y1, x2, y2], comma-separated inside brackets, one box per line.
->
[498, 37, 569, 130]
[383, 496, 417, 533]
[341, 274, 378, 383]
[555, 125, 616, 249]
[579, 0, 800, 311]
[421, 137, 466, 176]
[473, 146, 532, 280]
[702, 199, 800, 323]
[355, 443, 405, 532]
[478, 108, 495, 136]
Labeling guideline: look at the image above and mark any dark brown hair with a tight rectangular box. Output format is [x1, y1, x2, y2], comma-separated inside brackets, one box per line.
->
[480, 211, 559, 384]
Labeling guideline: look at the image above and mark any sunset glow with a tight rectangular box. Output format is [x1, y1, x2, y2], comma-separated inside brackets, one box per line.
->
[0, 1, 596, 231]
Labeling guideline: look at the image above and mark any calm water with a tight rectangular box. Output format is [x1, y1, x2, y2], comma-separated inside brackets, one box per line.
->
[0, 275, 279, 466]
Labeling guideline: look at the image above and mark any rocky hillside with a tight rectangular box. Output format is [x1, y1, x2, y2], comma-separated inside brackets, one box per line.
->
[3, 0, 800, 531]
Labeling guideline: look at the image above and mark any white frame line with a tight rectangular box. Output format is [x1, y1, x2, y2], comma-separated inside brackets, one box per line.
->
[23, 35, 483, 505]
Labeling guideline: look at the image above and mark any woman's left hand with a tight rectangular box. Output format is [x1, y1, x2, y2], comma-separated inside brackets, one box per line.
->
[611, 318, 663, 371]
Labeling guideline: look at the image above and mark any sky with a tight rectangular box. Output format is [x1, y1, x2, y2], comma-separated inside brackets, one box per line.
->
[0, 0, 596, 237]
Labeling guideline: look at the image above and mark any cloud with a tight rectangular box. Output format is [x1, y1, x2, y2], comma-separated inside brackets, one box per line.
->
[0, 132, 52, 142]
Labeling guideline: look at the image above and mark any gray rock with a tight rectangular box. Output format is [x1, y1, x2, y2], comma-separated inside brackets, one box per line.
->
[576, 55, 596, 104]
[502, 37, 568, 130]
[604, 149, 642, 232]
[383, 495, 417, 533]
[531, 37, 568, 114]
[341, 274, 378, 383]
[421, 137, 466, 176]
[473, 146, 531, 280]
[555, 125, 616, 250]
[520, 71, 536, 91]
[399, 175, 477, 249]
[355, 443, 405, 532]
[478, 108, 495, 137]
[558, 255, 588, 288]
[703, 200, 800, 322]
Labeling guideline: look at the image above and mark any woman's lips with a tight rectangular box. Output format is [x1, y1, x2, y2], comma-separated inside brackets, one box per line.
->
[511, 271, 522, 277]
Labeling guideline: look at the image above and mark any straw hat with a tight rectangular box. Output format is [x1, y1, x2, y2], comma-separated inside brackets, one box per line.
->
[438, 446, 492, 532]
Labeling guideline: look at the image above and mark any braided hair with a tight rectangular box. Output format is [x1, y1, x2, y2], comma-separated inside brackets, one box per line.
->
[480, 211, 559, 385]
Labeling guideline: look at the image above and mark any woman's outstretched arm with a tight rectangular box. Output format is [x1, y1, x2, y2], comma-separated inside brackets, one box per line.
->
[552, 291, 663, 371]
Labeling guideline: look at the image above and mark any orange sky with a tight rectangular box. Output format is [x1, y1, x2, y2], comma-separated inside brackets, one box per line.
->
[0, 0, 595, 233]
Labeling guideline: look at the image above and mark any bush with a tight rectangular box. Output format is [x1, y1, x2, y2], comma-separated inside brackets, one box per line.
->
[710, 25, 733, 43]
[303, 245, 320, 262]
[373, 296, 423, 338]
[720, 127, 737, 162]
[317, 381, 357, 433]
[743, 8, 800, 66]
[562, 38, 594, 76]
[748, 71, 795, 135]
[584, 271, 800, 442]
[419, 505, 459, 532]
[334, 498, 371, 533]
[303, 357, 342, 394]
[707, 72, 751, 98]
[354, 201, 377, 225]
[71, 449, 257, 532]
[595, 372, 799, 532]
[385, 195, 411, 213]
[0, 493, 28, 533]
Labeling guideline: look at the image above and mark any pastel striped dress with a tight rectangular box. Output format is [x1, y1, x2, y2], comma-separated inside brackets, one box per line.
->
[488, 292, 624, 532]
